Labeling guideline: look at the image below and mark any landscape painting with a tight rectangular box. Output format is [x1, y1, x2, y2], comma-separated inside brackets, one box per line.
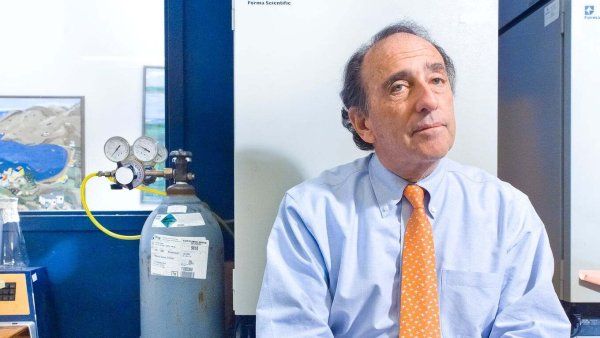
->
[0, 96, 84, 210]
[142, 66, 166, 204]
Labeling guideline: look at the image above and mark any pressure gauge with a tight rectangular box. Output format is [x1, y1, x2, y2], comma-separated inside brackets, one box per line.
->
[115, 166, 135, 185]
[132, 136, 158, 162]
[104, 136, 130, 162]
[117, 160, 146, 188]
[154, 144, 168, 163]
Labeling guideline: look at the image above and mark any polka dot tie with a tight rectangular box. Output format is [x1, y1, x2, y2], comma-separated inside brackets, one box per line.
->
[399, 184, 441, 338]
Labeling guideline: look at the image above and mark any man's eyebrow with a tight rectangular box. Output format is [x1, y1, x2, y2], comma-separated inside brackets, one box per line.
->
[427, 62, 447, 74]
[382, 63, 448, 89]
[383, 70, 410, 90]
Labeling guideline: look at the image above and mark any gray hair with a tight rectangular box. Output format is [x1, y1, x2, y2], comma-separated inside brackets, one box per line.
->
[340, 21, 456, 150]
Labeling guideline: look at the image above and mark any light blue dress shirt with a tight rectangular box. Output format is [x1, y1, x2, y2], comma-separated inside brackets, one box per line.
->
[256, 153, 571, 337]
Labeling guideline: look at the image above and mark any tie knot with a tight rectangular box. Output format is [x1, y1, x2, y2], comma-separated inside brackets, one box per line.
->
[403, 184, 425, 209]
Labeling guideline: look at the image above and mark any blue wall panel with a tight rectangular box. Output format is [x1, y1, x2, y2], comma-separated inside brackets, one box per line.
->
[22, 213, 146, 337]
[177, 0, 234, 261]
[182, 0, 234, 223]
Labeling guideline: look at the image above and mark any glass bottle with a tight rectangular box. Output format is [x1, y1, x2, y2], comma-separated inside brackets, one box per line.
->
[0, 197, 29, 268]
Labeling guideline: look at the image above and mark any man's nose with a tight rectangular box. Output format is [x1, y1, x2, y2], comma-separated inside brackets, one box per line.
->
[414, 82, 439, 114]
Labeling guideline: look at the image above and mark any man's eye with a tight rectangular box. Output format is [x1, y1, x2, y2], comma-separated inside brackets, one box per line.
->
[391, 83, 407, 93]
[432, 77, 445, 85]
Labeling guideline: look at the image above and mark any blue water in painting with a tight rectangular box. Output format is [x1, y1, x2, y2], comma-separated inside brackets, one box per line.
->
[0, 135, 68, 181]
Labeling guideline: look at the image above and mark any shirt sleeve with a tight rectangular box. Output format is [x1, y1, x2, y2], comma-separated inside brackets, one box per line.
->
[489, 195, 571, 337]
[256, 193, 334, 338]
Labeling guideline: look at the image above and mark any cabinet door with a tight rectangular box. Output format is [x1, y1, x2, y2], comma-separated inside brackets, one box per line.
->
[499, 1, 564, 296]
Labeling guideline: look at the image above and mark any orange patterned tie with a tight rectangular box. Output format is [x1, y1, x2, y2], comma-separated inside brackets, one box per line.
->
[399, 184, 441, 338]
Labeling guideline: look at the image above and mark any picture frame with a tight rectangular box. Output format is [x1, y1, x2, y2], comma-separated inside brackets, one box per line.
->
[141, 66, 166, 204]
[0, 96, 85, 210]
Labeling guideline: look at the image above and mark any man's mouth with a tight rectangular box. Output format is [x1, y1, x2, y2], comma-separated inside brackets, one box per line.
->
[413, 122, 445, 134]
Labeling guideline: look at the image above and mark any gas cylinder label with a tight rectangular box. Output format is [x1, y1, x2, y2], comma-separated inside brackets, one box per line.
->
[167, 205, 187, 213]
[151, 213, 206, 227]
[150, 235, 209, 279]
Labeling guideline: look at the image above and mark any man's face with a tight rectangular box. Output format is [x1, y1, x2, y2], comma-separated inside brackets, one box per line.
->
[355, 33, 456, 171]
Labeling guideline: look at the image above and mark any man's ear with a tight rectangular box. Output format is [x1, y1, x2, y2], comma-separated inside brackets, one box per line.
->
[348, 107, 375, 144]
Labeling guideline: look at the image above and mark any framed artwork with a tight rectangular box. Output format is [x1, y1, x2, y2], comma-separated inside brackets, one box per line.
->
[142, 66, 166, 203]
[0, 96, 84, 210]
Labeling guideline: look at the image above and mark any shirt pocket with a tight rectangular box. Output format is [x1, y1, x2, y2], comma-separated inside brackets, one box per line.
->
[440, 269, 503, 337]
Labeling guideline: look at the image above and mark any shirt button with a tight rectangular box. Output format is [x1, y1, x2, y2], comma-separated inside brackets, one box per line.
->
[382, 205, 388, 212]
[430, 207, 436, 214]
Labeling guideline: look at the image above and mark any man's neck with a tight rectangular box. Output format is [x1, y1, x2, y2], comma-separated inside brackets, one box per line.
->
[378, 155, 441, 183]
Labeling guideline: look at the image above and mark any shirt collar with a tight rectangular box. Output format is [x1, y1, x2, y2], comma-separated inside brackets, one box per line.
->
[368, 153, 447, 218]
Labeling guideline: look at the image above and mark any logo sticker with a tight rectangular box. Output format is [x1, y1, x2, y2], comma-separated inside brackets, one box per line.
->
[584, 5, 600, 19]
[161, 213, 177, 227]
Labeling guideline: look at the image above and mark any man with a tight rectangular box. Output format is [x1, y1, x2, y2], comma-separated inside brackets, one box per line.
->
[256, 21, 571, 337]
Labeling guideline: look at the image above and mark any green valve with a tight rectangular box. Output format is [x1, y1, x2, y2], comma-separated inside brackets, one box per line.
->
[161, 214, 177, 227]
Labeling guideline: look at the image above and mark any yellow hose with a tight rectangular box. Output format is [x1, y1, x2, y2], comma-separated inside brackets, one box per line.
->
[136, 184, 167, 196]
[81, 172, 166, 240]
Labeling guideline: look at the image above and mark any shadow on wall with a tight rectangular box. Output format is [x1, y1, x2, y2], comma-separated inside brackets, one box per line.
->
[233, 148, 305, 322]
[579, 280, 600, 294]
[236, 148, 306, 233]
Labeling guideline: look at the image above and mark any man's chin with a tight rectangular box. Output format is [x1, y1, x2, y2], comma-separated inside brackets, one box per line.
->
[416, 146, 451, 162]
[417, 137, 453, 156]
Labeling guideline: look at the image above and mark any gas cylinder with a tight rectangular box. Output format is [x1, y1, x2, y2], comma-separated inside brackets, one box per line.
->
[139, 151, 224, 337]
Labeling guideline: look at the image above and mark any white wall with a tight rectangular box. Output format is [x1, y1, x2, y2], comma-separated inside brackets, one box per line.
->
[234, 0, 498, 314]
[0, 0, 164, 211]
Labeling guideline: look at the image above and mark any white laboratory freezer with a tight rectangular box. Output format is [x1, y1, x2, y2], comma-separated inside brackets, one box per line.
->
[499, 0, 600, 304]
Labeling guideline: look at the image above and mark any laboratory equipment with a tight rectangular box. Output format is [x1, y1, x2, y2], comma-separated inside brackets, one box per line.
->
[0, 267, 52, 338]
[139, 150, 224, 337]
[83, 137, 225, 337]
[0, 197, 28, 268]
[114, 160, 146, 190]
[154, 144, 168, 163]
[132, 136, 158, 163]
[104, 136, 131, 163]
[499, 0, 600, 333]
